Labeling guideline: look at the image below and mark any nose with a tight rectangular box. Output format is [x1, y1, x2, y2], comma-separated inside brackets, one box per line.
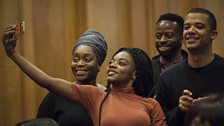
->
[109, 61, 117, 68]
[184, 26, 197, 36]
[77, 60, 85, 66]
[159, 35, 167, 43]
[186, 25, 197, 33]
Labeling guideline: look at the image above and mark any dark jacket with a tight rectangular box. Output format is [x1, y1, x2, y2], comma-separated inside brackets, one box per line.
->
[149, 50, 188, 97]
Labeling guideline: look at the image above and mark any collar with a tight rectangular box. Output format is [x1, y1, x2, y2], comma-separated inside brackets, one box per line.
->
[110, 86, 135, 94]
[160, 55, 184, 72]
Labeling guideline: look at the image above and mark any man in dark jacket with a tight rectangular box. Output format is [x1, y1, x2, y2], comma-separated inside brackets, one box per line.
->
[150, 13, 187, 97]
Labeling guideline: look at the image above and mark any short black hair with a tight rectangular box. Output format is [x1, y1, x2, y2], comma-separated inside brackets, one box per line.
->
[112, 48, 153, 97]
[188, 7, 217, 30]
[184, 94, 224, 126]
[157, 13, 184, 33]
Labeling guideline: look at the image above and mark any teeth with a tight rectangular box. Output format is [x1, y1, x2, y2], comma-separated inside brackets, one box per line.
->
[108, 71, 116, 75]
[76, 70, 86, 75]
[159, 46, 170, 49]
[188, 38, 196, 40]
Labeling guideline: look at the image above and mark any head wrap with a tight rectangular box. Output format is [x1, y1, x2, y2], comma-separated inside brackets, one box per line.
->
[73, 29, 107, 66]
[16, 118, 59, 126]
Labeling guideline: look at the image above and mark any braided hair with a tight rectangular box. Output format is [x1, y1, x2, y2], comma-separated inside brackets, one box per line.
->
[99, 47, 153, 125]
[111, 47, 153, 97]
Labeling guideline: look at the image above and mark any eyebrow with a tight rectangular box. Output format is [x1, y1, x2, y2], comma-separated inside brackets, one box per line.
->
[118, 58, 129, 63]
[112, 57, 129, 61]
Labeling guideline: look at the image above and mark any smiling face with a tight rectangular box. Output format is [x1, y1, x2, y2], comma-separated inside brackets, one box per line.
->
[107, 51, 136, 86]
[183, 13, 217, 52]
[71, 45, 99, 84]
[155, 20, 182, 58]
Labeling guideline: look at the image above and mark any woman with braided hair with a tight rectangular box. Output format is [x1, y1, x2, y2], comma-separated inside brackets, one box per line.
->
[2, 24, 166, 126]
[97, 48, 167, 126]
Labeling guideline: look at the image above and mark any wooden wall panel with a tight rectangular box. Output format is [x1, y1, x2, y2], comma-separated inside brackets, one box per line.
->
[0, 0, 224, 125]
[198, 0, 224, 56]
[0, 0, 23, 125]
[86, 0, 133, 84]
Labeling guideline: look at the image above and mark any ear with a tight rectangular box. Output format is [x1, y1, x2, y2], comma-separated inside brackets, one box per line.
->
[211, 30, 218, 40]
[97, 65, 100, 72]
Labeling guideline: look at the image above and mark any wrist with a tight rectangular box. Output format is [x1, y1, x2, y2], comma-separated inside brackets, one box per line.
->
[6, 49, 16, 58]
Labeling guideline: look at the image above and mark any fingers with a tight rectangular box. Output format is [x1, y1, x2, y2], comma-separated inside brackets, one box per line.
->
[183, 89, 192, 96]
[179, 90, 193, 111]
[6, 25, 16, 30]
[179, 90, 213, 112]
[2, 25, 18, 43]
[179, 102, 189, 111]
[179, 96, 193, 111]
[2, 26, 16, 41]
[192, 96, 210, 104]
[2, 32, 17, 46]
[3, 38, 17, 44]
[2, 25, 18, 55]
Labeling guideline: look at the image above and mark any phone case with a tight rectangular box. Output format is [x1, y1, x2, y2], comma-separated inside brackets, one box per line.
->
[15, 21, 25, 38]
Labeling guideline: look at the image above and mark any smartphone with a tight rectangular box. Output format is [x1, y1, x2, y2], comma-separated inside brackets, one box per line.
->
[15, 21, 25, 38]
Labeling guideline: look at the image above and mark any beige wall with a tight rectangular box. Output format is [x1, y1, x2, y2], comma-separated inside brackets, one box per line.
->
[0, 0, 224, 125]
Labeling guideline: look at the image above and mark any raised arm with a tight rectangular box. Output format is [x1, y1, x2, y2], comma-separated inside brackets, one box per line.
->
[2, 25, 74, 101]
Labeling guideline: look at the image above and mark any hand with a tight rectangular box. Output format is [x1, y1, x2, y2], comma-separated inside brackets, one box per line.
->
[2, 25, 18, 56]
[178, 89, 194, 111]
[193, 96, 210, 105]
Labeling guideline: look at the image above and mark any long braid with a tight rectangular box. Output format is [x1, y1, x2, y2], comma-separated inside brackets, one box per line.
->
[130, 48, 153, 97]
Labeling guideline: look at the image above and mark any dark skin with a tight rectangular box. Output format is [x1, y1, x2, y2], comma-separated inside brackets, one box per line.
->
[107, 51, 136, 88]
[2, 25, 137, 103]
[2, 26, 167, 126]
[71, 45, 99, 85]
[155, 20, 182, 67]
[1, 25, 100, 101]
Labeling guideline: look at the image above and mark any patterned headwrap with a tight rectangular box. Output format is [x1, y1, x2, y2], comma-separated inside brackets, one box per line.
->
[73, 29, 108, 66]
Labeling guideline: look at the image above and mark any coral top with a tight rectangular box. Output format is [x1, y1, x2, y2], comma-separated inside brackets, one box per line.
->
[71, 83, 167, 126]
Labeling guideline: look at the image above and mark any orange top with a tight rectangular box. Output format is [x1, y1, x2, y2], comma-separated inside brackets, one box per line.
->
[71, 83, 167, 126]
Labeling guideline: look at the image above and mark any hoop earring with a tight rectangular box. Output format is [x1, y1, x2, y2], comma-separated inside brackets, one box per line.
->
[132, 72, 136, 81]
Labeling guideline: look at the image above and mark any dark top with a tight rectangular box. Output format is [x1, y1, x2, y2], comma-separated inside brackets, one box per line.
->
[16, 118, 59, 126]
[156, 54, 224, 126]
[37, 93, 93, 126]
[149, 50, 187, 97]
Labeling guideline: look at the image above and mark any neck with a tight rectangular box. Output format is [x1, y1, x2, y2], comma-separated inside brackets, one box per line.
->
[188, 49, 214, 68]
[161, 49, 182, 67]
[76, 80, 97, 86]
[187, 42, 215, 68]
[111, 80, 134, 89]
[186, 40, 215, 68]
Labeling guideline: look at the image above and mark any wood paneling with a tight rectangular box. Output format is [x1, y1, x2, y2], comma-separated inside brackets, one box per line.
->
[0, 0, 223, 125]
